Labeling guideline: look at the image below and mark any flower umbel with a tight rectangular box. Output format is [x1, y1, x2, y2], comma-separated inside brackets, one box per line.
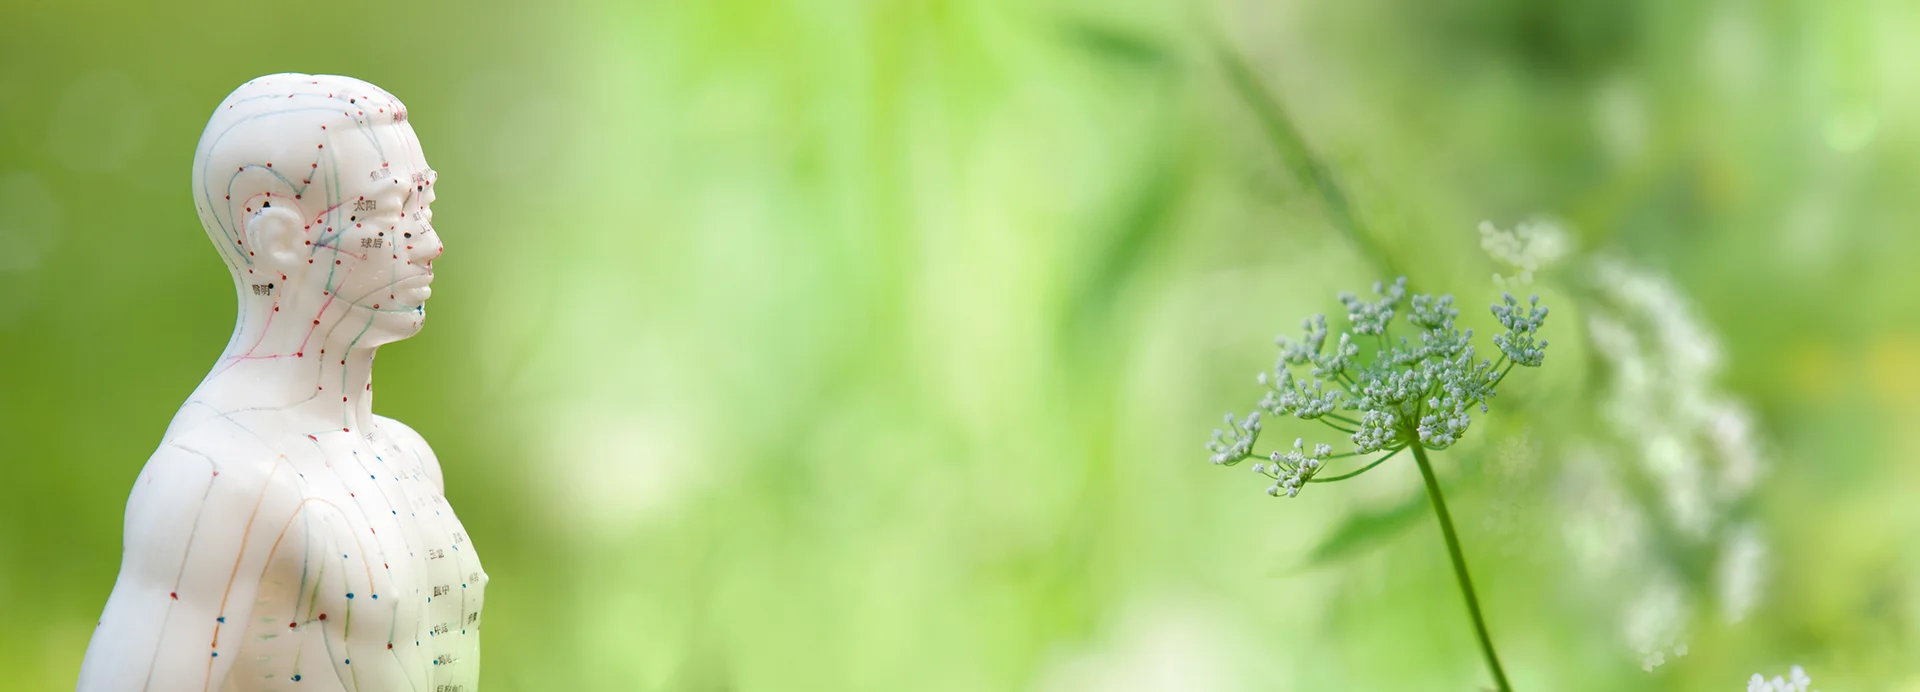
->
[1207, 277, 1551, 497]
[1203, 276, 1550, 692]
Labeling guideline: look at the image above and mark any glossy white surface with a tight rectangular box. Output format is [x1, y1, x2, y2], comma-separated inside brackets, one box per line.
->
[78, 74, 483, 692]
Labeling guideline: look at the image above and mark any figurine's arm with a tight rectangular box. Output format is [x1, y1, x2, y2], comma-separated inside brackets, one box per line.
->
[376, 415, 444, 493]
[78, 443, 308, 692]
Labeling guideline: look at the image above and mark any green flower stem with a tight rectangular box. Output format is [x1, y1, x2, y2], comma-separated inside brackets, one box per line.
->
[1324, 413, 1365, 427]
[1317, 419, 1360, 435]
[1409, 443, 1513, 692]
[1307, 445, 1403, 483]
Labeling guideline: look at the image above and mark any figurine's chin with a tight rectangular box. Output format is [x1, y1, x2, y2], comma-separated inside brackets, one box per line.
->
[366, 305, 429, 342]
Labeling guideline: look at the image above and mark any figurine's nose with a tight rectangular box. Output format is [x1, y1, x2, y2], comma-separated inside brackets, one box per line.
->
[415, 226, 444, 265]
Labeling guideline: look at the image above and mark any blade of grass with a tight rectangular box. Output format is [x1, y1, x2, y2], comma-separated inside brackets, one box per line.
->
[1211, 35, 1399, 278]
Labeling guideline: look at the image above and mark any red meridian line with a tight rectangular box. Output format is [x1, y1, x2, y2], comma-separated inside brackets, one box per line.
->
[310, 242, 374, 263]
[207, 305, 286, 378]
[243, 192, 280, 210]
[309, 201, 348, 224]
[232, 307, 278, 359]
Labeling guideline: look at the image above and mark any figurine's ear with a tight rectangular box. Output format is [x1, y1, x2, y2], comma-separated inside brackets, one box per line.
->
[245, 203, 304, 272]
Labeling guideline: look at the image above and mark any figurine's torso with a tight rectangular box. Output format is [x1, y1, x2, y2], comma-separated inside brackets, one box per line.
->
[222, 416, 486, 691]
[78, 72, 472, 692]
[84, 409, 486, 692]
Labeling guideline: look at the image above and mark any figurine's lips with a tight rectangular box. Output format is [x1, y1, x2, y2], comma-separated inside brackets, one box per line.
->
[395, 275, 434, 290]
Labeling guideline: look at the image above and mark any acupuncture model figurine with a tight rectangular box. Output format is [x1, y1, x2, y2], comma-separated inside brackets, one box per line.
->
[77, 74, 485, 691]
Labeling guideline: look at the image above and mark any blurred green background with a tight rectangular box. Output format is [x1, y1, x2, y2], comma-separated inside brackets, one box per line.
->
[4, 0, 1919, 690]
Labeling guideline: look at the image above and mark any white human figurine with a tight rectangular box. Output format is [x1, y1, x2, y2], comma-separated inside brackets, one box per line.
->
[77, 74, 485, 692]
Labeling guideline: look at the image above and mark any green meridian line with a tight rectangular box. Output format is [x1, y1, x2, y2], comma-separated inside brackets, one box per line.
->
[306, 558, 324, 621]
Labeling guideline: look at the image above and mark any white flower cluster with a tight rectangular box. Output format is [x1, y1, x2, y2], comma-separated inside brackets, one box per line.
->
[1479, 219, 1570, 288]
[1276, 315, 1329, 365]
[1491, 293, 1551, 366]
[1207, 277, 1551, 496]
[1338, 277, 1406, 335]
[1257, 368, 1341, 419]
[1747, 665, 1817, 692]
[1252, 438, 1334, 497]
[1352, 407, 1400, 453]
[1207, 412, 1262, 466]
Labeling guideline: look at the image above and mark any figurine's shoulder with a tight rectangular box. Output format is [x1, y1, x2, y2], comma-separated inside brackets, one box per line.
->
[144, 425, 285, 482]
[122, 439, 308, 542]
[372, 414, 432, 449]
[374, 414, 444, 490]
[158, 402, 324, 459]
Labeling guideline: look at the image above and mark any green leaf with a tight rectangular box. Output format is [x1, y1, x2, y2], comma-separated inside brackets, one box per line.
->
[1300, 493, 1428, 567]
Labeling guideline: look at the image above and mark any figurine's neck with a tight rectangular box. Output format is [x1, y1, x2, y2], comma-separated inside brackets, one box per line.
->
[196, 289, 388, 433]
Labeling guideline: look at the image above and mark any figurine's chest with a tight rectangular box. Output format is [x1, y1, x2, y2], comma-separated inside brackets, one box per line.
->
[237, 430, 486, 684]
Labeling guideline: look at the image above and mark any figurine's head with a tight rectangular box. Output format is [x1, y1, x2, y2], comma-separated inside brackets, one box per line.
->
[192, 74, 442, 345]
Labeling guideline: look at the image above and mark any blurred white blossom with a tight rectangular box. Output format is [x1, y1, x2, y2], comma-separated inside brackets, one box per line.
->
[1486, 229, 1771, 672]
[1747, 665, 1817, 692]
[1718, 523, 1768, 624]
[1594, 76, 1650, 161]
[1624, 574, 1690, 672]
[1579, 258, 1770, 669]
[1478, 219, 1570, 289]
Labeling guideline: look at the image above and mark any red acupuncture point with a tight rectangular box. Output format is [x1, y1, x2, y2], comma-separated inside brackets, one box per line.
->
[318, 614, 327, 621]
[170, 592, 178, 600]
